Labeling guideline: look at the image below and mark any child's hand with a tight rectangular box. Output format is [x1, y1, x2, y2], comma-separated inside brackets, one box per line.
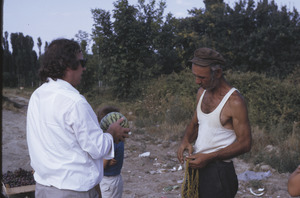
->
[109, 158, 117, 166]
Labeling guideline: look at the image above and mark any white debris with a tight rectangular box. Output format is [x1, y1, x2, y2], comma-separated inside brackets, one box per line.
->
[178, 165, 183, 171]
[250, 188, 265, 197]
[238, 170, 272, 181]
[139, 152, 150, 157]
[149, 171, 156, 175]
[157, 169, 167, 173]
[177, 179, 183, 184]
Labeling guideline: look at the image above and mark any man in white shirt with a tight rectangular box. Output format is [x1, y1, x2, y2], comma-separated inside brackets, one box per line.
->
[26, 38, 130, 198]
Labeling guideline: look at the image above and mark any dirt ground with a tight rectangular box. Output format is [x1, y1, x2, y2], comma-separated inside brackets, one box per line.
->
[1, 93, 296, 198]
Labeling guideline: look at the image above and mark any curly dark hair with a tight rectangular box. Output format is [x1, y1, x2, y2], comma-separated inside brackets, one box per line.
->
[39, 39, 81, 82]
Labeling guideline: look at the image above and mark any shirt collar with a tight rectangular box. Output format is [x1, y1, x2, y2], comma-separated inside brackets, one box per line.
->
[47, 77, 79, 94]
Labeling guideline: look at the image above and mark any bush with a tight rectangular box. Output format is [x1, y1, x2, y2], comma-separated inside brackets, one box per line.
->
[134, 69, 198, 127]
[226, 71, 300, 172]
[226, 71, 300, 136]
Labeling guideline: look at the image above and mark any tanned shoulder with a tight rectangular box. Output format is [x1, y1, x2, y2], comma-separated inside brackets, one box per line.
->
[228, 90, 247, 111]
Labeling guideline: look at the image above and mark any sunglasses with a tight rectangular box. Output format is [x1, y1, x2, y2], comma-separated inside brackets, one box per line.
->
[79, 59, 87, 68]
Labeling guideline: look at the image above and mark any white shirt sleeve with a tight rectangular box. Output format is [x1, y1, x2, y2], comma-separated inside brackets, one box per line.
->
[69, 99, 114, 160]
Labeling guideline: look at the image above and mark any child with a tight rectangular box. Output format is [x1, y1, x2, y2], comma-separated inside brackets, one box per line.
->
[97, 106, 125, 198]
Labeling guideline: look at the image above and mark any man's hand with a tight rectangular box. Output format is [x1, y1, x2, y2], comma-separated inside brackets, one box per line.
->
[107, 118, 130, 143]
[177, 141, 194, 164]
[108, 159, 117, 166]
[185, 152, 213, 169]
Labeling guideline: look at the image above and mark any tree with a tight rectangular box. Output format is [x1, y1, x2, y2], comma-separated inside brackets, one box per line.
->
[75, 30, 98, 94]
[75, 30, 91, 54]
[10, 33, 38, 87]
[37, 37, 42, 57]
[2, 31, 16, 87]
[91, 0, 172, 97]
[185, 0, 300, 78]
[91, 8, 114, 88]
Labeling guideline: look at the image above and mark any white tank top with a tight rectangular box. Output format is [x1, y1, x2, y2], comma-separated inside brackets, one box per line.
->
[194, 88, 237, 154]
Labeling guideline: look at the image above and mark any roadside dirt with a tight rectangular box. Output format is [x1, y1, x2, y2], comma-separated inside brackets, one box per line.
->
[2, 93, 295, 198]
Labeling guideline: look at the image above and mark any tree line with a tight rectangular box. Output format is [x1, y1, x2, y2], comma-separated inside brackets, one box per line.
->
[2, 0, 300, 97]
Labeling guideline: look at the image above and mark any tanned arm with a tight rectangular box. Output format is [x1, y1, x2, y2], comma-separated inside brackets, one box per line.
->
[288, 165, 300, 197]
[177, 88, 204, 164]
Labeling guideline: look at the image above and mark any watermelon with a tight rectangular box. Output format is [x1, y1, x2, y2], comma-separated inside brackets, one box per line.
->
[100, 112, 129, 131]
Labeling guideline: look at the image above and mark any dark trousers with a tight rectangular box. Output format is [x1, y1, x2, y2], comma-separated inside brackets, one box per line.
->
[189, 161, 238, 198]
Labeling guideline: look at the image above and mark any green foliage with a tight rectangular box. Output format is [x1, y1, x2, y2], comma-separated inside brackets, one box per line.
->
[91, 0, 185, 98]
[3, 32, 39, 87]
[226, 71, 300, 172]
[134, 69, 198, 126]
[226, 71, 300, 136]
[77, 54, 98, 94]
[188, 0, 300, 78]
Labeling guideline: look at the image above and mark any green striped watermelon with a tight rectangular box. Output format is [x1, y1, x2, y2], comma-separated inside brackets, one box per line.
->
[100, 112, 129, 131]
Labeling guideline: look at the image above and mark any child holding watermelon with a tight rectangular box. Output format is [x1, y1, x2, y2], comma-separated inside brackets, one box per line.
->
[97, 106, 128, 198]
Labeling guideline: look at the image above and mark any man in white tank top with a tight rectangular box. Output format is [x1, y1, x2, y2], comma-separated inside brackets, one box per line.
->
[177, 48, 252, 198]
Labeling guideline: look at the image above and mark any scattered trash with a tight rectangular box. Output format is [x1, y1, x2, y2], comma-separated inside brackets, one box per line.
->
[148, 169, 167, 175]
[149, 171, 156, 175]
[163, 186, 173, 192]
[177, 179, 183, 184]
[178, 165, 183, 171]
[163, 185, 179, 192]
[250, 187, 265, 197]
[139, 152, 150, 157]
[157, 169, 167, 173]
[238, 170, 272, 181]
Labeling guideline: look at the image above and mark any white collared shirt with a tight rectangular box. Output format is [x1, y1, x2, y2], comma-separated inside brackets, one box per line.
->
[26, 78, 114, 191]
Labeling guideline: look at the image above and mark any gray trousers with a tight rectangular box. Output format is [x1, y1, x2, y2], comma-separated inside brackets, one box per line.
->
[35, 183, 99, 198]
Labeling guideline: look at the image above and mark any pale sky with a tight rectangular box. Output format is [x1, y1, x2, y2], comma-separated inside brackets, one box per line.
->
[3, 0, 300, 53]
